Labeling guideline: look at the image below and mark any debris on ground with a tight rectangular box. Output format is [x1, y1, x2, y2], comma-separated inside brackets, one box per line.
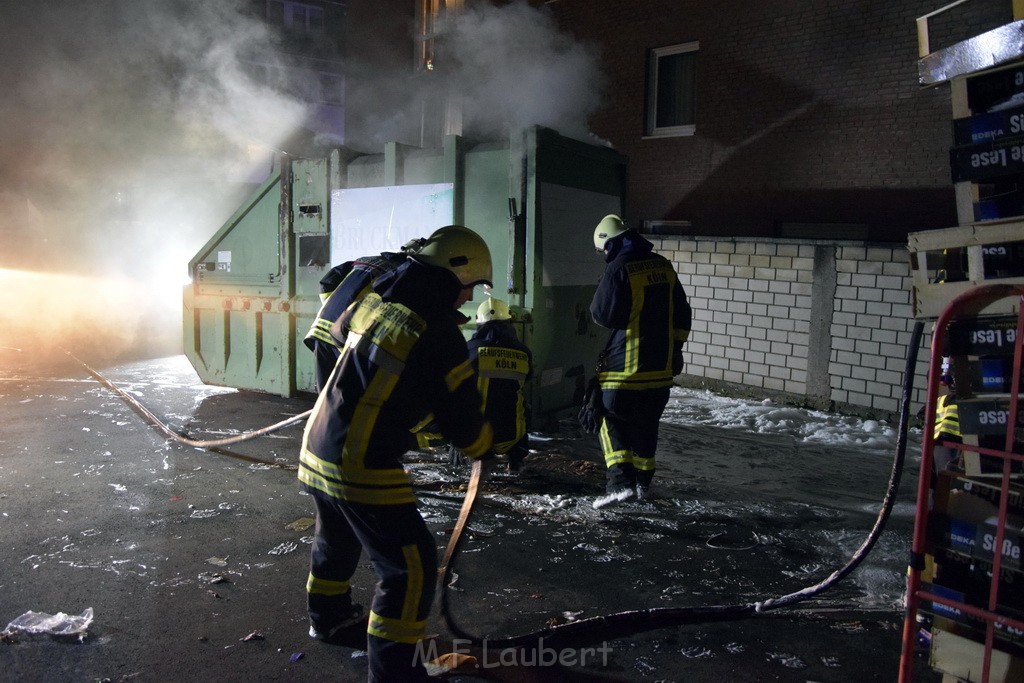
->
[285, 517, 315, 531]
[424, 652, 477, 676]
[2, 607, 94, 641]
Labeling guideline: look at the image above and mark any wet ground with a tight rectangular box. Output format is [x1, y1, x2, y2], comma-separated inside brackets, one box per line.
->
[0, 350, 942, 681]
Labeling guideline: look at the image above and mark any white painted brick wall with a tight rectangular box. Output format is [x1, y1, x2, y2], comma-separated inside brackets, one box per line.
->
[653, 236, 931, 417]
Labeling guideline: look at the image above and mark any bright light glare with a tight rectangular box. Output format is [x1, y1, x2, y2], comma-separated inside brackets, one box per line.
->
[0, 266, 183, 362]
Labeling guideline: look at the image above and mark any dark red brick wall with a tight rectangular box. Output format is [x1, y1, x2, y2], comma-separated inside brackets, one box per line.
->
[544, 0, 1012, 242]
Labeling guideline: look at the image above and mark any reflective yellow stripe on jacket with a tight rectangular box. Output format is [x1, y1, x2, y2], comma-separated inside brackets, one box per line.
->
[299, 294, 425, 505]
[934, 394, 961, 441]
[598, 258, 678, 390]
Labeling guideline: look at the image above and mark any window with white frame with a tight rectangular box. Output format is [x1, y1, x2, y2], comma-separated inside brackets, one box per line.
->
[267, 1, 324, 35]
[645, 41, 698, 138]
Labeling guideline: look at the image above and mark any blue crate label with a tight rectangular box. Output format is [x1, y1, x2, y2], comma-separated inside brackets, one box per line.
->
[948, 316, 1019, 355]
[948, 518, 978, 553]
[953, 106, 1024, 146]
[965, 357, 1016, 394]
[958, 399, 1024, 437]
[927, 582, 966, 619]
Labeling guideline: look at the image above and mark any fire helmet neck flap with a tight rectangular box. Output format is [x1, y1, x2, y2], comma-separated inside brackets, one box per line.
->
[593, 214, 628, 251]
[412, 225, 493, 289]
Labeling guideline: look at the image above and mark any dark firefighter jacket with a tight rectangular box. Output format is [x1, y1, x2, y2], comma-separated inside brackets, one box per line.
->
[304, 252, 407, 353]
[590, 231, 691, 391]
[467, 320, 532, 453]
[299, 259, 493, 506]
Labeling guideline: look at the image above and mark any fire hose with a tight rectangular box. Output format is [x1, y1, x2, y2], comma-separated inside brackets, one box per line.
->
[69, 320, 926, 650]
[436, 320, 926, 651]
[68, 352, 310, 467]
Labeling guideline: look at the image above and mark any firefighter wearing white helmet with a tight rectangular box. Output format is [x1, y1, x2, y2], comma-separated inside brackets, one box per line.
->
[583, 214, 693, 509]
[476, 297, 512, 323]
[451, 297, 533, 473]
[298, 224, 493, 680]
[593, 213, 629, 251]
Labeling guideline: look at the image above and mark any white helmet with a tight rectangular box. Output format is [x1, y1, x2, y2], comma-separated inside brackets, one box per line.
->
[476, 298, 512, 324]
[593, 214, 627, 251]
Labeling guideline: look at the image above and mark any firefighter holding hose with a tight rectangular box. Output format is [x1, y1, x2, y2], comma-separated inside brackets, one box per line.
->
[458, 297, 533, 474]
[298, 225, 494, 681]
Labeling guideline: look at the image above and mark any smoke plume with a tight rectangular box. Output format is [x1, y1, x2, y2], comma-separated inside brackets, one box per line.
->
[0, 0, 308, 360]
[439, 1, 605, 142]
[0, 0, 605, 364]
[341, 0, 606, 148]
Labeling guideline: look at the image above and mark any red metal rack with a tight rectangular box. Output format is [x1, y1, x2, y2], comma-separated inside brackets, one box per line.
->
[900, 284, 1024, 682]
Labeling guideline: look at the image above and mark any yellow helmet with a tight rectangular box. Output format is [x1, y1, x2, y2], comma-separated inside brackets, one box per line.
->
[413, 225, 493, 288]
[593, 214, 628, 251]
[476, 298, 512, 324]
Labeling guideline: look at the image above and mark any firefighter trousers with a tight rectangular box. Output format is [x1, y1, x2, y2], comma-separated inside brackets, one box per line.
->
[308, 492, 437, 681]
[598, 386, 670, 492]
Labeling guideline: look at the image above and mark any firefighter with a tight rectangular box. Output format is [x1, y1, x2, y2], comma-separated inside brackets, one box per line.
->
[586, 215, 691, 509]
[304, 241, 422, 393]
[298, 225, 494, 682]
[933, 356, 962, 474]
[464, 297, 533, 473]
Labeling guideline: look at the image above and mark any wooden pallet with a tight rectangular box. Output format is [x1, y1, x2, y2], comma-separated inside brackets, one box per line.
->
[909, 221, 1024, 320]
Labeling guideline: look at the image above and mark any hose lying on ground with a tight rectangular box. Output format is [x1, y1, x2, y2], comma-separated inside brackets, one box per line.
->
[437, 320, 926, 650]
[68, 352, 311, 452]
[68, 324, 926, 649]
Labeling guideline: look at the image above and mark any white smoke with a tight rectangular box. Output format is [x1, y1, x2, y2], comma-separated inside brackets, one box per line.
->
[0, 1, 308, 270]
[0, 0, 310, 359]
[0, 0, 607, 361]
[439, 1, 605, 142]
[341, 0, 607, 149]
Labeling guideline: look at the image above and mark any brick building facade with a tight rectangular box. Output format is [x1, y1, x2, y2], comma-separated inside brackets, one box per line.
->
[543, 0, 1010, 243]
[530, 0, 1013, 417]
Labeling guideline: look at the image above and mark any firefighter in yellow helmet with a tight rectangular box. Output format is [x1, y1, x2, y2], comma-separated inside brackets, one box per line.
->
[461, 297, 533, 473]
[586, 215, 692, 509]
[298, 225, 494, 681]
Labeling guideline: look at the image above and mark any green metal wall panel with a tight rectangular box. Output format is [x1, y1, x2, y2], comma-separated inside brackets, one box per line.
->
[464, 143, 515, 301]
[521, 128, 628, 426]
[194, 307, 227, 383]
[293, 317, 316, 393]
[190, 173, 285, 287]
[401, 149, 445, 184]
[346, 154, 386, 188]
[291, 159, 329, 235]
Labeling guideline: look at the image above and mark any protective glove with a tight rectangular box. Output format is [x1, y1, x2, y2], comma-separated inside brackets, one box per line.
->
[577, 376, 604, 434]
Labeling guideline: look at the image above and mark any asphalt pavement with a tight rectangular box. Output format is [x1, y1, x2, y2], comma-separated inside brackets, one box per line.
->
[0, 349, 941, 682]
